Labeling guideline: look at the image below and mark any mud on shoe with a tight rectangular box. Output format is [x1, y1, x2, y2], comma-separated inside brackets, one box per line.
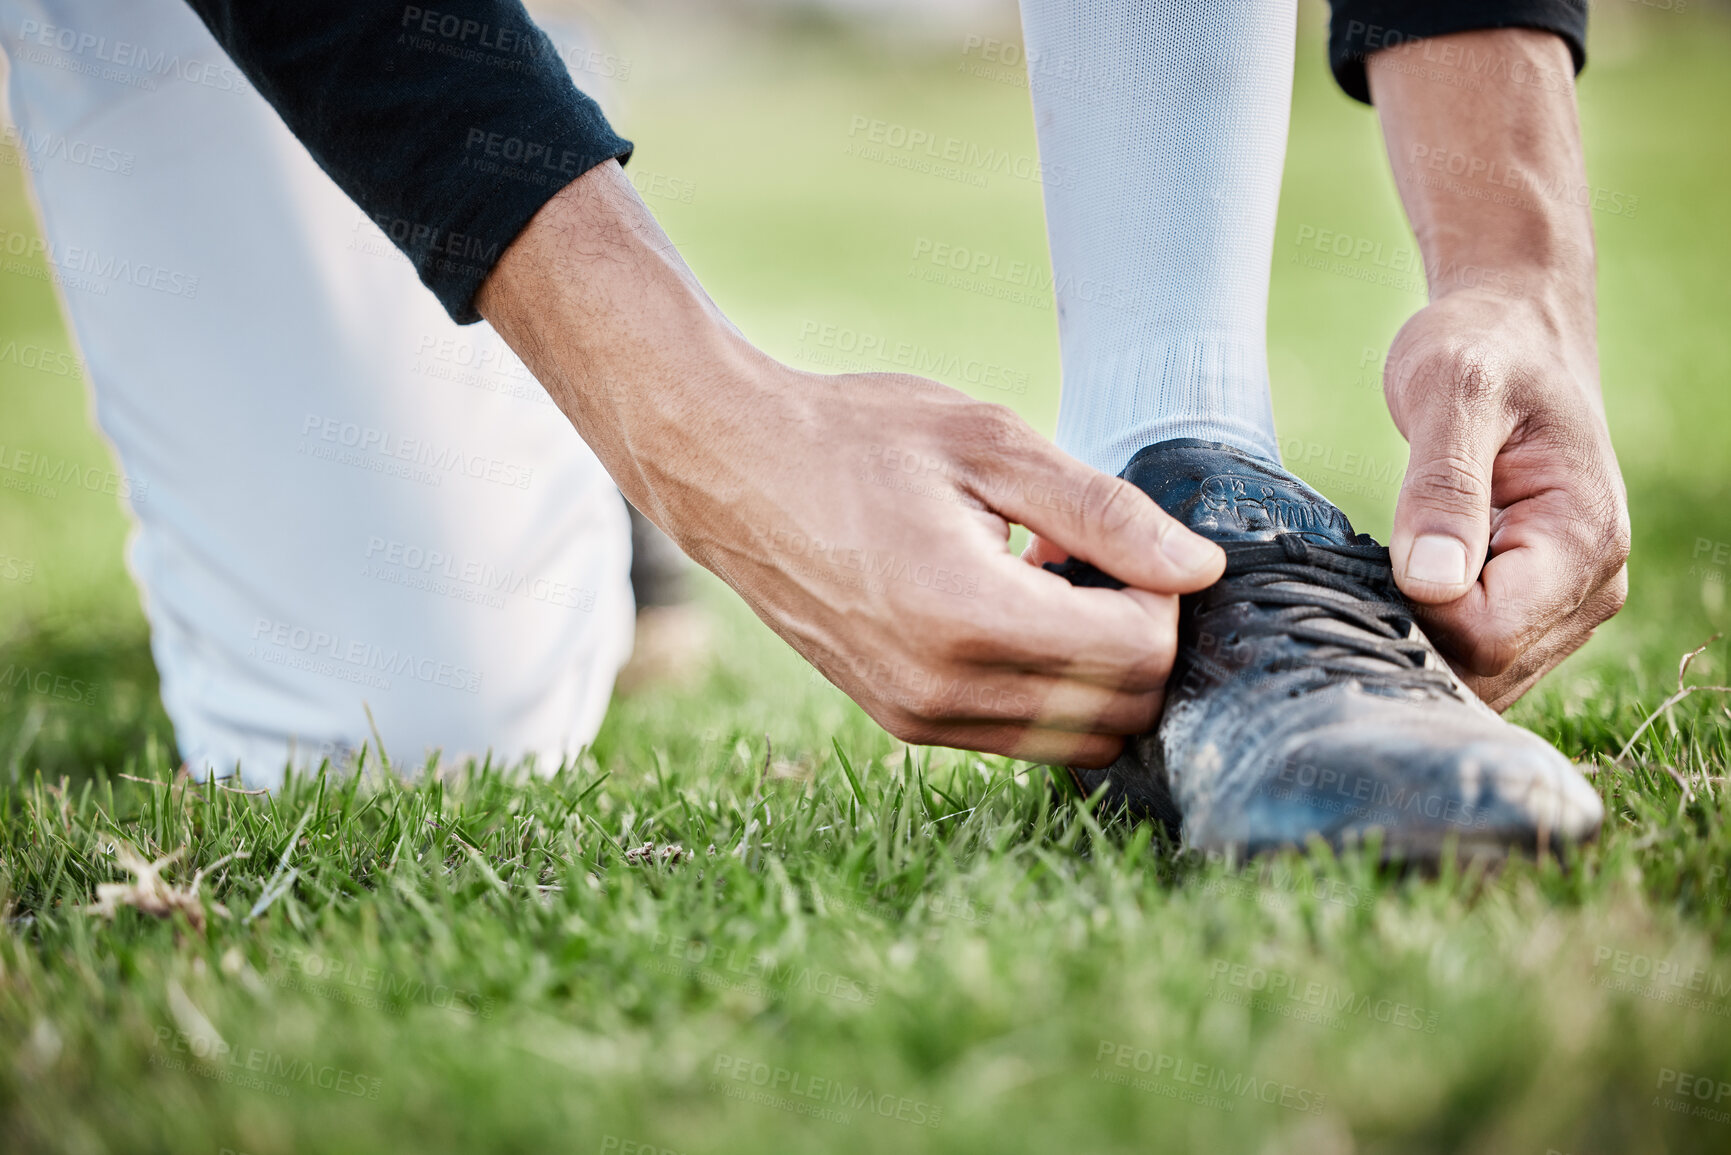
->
[1049, 438, 1603, 861]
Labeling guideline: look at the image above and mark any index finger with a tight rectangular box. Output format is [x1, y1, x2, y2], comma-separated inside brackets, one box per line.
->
[959, 551, 1182, 693]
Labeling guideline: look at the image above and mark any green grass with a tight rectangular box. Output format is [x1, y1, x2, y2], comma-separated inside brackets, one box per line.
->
[5, 3, 1731, 1152]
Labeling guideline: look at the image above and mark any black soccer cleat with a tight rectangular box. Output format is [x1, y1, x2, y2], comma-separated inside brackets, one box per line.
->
[1049, 439, 1603, 861]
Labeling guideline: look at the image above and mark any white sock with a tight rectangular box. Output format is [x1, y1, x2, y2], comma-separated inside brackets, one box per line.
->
[1018, 0, 1294, 475]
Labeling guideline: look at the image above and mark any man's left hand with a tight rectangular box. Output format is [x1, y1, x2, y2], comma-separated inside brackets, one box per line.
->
[1368, 27, 1629, 709]
[1384, 287, 1629, 710]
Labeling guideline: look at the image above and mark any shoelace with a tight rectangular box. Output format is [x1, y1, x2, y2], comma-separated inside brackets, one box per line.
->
[1047, 533, 1457, 694]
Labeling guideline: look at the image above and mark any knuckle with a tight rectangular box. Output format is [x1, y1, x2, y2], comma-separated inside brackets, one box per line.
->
[926, 601, 1000, 666]
[900, 682, 954, 725]
[885, 706, 942, 743]
[1145, 629, 1178, 683]
[1604, 512, 1633, 571]
[1600, 569, 1630, 620]
[1562, 484, 1630, 585]
[952, 401, 1027, 457]
[1126, 691, 1164, 734]
[1449, 353, 1503, 407]
[1067, 737, 1121, 771]
[1134, 609, 1180, 684]
[1401, 452, 1492, 515]
[1389, 339, 1504, 406]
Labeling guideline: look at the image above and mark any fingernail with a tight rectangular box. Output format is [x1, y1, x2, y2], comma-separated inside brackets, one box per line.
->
[1161, 527, 1221, 574]
[1406, 534, 1469, 588]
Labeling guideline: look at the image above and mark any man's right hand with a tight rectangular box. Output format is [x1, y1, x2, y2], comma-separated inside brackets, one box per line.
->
[477, 161, 1224, 767]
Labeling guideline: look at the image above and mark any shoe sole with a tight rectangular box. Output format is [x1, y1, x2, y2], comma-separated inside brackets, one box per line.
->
[1066, 767, 1600, 866]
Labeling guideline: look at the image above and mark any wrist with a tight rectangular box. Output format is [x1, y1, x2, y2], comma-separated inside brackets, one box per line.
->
[1425, 262, 1596, 361]
[478, 161, 782, 421]
[1415, 203, 1594, 301]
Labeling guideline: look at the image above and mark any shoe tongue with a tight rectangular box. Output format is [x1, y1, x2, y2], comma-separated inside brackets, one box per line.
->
[1120, 439, 1358, 546]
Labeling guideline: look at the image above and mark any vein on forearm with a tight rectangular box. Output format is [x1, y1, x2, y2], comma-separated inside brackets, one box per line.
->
[1369, 28, 1596, 310]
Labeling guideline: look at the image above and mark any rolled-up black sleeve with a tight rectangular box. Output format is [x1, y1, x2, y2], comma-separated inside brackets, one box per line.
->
[182, 1, 632, 323]
[1324, 1, 1588, 105]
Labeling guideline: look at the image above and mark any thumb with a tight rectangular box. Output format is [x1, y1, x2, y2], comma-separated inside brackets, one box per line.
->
[981, 436, 1223, 593]
[1391, 413, 1500, 604]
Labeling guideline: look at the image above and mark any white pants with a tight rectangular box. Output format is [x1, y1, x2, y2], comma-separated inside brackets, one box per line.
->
[0, 0, 635, 784]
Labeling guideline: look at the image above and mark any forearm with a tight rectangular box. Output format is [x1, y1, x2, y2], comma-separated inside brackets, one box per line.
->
[1365, 29, 1627, 703]
[1368, 29, 1597, 357]
[474, 160, 792, 565]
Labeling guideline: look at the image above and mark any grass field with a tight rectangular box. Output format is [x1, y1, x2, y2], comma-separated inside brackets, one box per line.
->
[5, 3, 1731, 1152]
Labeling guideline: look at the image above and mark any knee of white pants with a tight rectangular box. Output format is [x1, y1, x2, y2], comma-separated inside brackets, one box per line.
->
[4, 0, 639, 787]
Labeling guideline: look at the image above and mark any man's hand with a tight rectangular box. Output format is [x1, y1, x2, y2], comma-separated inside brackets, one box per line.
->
[1369, 28, 1630, 710]
[1381, 290, 1628, 710]
[476, 161, 1224, 765]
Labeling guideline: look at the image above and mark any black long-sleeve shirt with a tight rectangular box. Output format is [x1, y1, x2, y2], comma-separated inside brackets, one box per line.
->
[182, 1, 631, 323]
[179, 1, 1588, 325]
[1326, 0, 1587, 102]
